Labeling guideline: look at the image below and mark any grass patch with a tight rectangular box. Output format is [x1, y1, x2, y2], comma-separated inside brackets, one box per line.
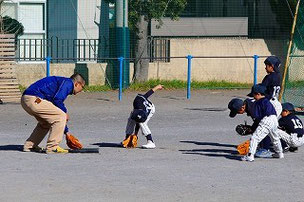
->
[19, 80, 251, 93]
[286, 80, 304, 88]
[128, 79, 251, 91]
[85, 80, 251, 92]
[84, 85, 112, 92]
[19, 85, 26, 93]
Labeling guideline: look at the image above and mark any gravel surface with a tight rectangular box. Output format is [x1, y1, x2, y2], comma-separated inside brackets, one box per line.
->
[0, 89, 303, 202]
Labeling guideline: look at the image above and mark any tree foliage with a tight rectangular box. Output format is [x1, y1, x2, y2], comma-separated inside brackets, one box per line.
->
[128, 0, 187, 33]
[128, 0, 187, 81]
[0, 16, 24, 37]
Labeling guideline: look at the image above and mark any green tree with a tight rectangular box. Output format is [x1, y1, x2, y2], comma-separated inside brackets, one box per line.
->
[128, 0, 187, 81]
[0, 16, 24, 37]
[0, 0, 24, 37]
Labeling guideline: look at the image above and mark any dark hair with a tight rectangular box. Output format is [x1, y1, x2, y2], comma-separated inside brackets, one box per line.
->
[70, 73, 85, 84]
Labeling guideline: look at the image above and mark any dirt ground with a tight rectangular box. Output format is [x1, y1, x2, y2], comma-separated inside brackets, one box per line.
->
[0, 89, 303, 202]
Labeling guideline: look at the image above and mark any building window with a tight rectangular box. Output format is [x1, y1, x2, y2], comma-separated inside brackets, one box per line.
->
[17, 2, 46, 61]
[1, 2, 17, 19]
[148, 37, 170, 63]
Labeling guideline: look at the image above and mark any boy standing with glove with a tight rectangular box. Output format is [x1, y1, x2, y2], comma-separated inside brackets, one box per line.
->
[228, 84, 284, 161]
[122, 84, 163, 149]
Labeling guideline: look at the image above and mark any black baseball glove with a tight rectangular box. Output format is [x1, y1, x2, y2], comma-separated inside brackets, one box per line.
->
[235, 124, 253, 136]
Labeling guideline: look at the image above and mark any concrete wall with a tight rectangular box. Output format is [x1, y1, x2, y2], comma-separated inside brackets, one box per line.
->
[15, 63, 107, 87]
[15, 38, 288, 86]
[148, 38, 288, 83]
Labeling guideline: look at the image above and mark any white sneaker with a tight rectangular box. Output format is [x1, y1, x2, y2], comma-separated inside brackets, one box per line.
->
[241, 154, 254, 162]
[272, 152, 284, 159]
[142, 140, 156, 149]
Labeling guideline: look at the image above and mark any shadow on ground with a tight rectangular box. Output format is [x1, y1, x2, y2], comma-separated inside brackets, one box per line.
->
[92, 142, 123, 148]
[179, 140, 240, 160]
[184, 107, 227, 111]
[0, 144, 23, 151]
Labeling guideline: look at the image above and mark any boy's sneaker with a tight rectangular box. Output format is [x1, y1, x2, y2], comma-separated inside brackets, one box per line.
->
[289, 147, 298, 152]
[46, 146, 68, 154]
[241, 155, 254, 162]
[283, 146, 290, 153]
[23, 145, 44, 153]
[272, 152, 284, 159]
[255, 149, 273, 158]
[142, 140, 156, 149]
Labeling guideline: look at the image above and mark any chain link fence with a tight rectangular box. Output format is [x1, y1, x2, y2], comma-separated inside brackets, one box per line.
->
[0, 0, 298, 90]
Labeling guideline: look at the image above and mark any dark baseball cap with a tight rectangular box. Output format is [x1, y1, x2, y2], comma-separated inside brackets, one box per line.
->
[228, 98, 244, 117]
[247, 84, 267, 97]
[264, 56, 281, 72]
[131, 109, 148, 123]
[282, 102, 295, 112]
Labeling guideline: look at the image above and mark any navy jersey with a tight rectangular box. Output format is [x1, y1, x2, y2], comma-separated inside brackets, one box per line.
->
[244, 98, 255, 118]
[133, 89, 154, 115]
[252, 97, 276, 121]
[279, 114, 304, 137]
[261, 72, 281, 99]
[245, 97, 276, 131]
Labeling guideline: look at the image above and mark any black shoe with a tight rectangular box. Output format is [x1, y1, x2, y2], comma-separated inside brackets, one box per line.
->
[289, 147, 298, 152]
[23, 146, 44, 153]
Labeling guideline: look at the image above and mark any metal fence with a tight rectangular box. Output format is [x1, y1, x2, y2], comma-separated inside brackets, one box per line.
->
[16, 37, 170, 63]
[17, 37, 99, 62]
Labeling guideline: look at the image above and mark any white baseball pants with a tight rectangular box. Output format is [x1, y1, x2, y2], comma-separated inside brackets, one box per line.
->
[277, 129, 304, 148]
[249, 115, 283, 156]
[270, 98, 282, 119]
[125, 104, 155, 136]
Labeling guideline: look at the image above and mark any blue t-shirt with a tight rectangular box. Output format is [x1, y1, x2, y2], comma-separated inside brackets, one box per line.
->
[23, 76, 74, 133]
[23, 76, 74, 113]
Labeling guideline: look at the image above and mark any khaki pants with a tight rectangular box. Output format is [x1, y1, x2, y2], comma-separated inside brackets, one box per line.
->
[21, 95, 67, 151]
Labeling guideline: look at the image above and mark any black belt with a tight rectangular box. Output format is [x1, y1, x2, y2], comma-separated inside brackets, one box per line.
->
[297, 134, 303, 138]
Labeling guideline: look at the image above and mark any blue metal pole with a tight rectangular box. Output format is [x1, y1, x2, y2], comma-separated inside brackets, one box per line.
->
[118, 57, 124, 101]
[253, 54, 259, 85]
[187, 55, 193, 99]
[46, 56, 51, 77]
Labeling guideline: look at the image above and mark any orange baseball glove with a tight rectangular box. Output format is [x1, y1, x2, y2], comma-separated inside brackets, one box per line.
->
[237, 139, 250, 155]
[122, 134, 138, 148]
[66, 133, 83, 150]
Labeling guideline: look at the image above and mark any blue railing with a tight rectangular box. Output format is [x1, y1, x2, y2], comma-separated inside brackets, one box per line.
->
[43, 55, 263, 101]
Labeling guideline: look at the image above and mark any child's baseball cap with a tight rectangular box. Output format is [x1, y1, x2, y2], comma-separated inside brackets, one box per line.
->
[247, 84, 267, 97]
[264, 56, 281, 72]
[131, 109, 148, 122]
[228, 98, 244, 117]
[282, 102, 295, 112]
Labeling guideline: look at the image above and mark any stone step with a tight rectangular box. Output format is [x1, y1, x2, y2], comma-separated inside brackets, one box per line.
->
[0, 69, 14, 73]
[0, 97, 21, 103]
[0, 64, 14, 68]
[0, 81, 19, 85]
[0, 85, 19, 89]
[0, 75, 16, 79]
[0, 51, 15, 56]
[0, 89, 21, 93]
[0, 61, 15, 65]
